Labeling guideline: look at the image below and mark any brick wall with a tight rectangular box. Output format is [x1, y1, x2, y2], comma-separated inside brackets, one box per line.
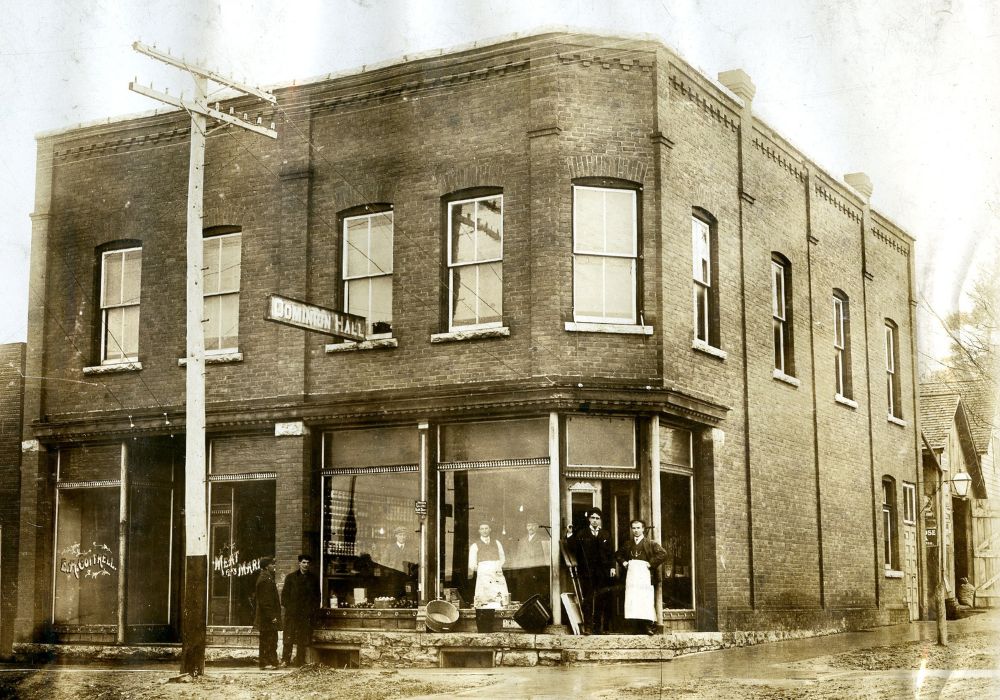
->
[0, 343, 25, 654]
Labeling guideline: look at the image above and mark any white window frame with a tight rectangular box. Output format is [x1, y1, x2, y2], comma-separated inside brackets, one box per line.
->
[203, 232, 241, 354]
[882, 479, 897, 570]
[692, 217, 712, 344]
[572, 185, 638, 324]
[833, 294, 847, 397]
[885, 322, 900, 418]
[100, 247, 142, 364]
[343, 210, 394, 337]
[771, 259, 789, 374]
[902, 482, 916, 524]
[447, 194, 503, 331]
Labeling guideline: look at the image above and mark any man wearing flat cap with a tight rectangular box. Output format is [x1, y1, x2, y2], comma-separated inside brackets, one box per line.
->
[254, 557, 280, 669]
[381, 525, 418, 598]
[570, 508, 616, 634]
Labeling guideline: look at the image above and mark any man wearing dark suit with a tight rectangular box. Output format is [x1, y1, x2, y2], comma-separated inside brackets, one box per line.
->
[570, 508, 617, 634]
[254, 557, 281, 670]
[281, 554, 320, 667]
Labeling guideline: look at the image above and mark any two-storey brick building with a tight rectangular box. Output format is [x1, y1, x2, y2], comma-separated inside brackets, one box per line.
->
[17, 32, 923, 650]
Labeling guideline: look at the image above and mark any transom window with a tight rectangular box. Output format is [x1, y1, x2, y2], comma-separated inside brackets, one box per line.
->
[572, 185, 638, 324]
[203, 231, 241, 352]
[100, 247, 142, 363]
[344, 209, 393, 336]
[447, 194, 503, 330]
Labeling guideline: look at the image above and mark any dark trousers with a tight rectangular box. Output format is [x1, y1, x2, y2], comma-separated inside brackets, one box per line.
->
[281, 619, 312, 665]
[258, 627, 279, 667]
[581, 578, 614, 633]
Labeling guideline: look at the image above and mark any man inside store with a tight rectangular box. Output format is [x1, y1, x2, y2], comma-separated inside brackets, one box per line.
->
[570, 508, 617, 634]
[254, 557, 281, 670]
[616, 519, 667, 635]
[381, 526, 419, 599]
[468, 522, 509, 607]
[513, 518, 551, 601]
[281, 554, 321, 667]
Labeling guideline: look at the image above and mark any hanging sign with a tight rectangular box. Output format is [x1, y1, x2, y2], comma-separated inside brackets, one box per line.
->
[59, 542, 117, 579]
[265, 294, 366, 341]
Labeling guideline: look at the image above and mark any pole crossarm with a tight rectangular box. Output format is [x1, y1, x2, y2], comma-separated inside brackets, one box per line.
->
[132, 41, 276, 104]
[128, 82, 277, 139]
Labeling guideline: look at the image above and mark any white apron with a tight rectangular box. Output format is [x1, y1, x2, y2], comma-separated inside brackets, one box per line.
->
[473, 560, 509, 607]
[624, 559, 656, 621]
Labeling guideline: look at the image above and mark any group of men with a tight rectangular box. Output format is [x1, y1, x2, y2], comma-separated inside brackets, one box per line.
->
[254, 554, 320, 670]
[569, 508, 667, 635]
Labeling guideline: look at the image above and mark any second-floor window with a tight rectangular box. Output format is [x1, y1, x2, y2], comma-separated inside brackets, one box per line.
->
[573, 184, 638, 324]
[771, 254, 793, 375]
[344, 209, 393, 336]
[447, 194, 503, 330]
[100, 247, 142, 363]
[692, 214, 719, 346]
[833, 291, 852, 398]
[885, 320, 902, 418]
[203, 230, 241, 352]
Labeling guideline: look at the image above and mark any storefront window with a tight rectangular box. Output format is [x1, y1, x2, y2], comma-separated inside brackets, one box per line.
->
[323, 471, 419, 607]
[660, 425, 694, 610]
[438, 467, 550, 607]
[54, 487, 120, 625]
[208, 480, 276, 626]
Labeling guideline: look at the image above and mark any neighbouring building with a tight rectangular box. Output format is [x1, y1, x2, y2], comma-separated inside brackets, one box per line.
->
[17, 32, 923, 654]
[0, 343, 25, 656]
[921, 380, 999, 608]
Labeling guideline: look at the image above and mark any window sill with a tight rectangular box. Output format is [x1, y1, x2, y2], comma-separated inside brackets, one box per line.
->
[692, 339, 726, 360]
[326, 337, 399, 353]
[564, 322, 653, 335]
[177, 352, 244, 366]
[772, 369, 800, 387]
[430, 326, 510, 343]
[835, 394, 859, 410]
[887, 414, 907, 427]
[884, 569, 904, 579]
[83, 361, 142, 375]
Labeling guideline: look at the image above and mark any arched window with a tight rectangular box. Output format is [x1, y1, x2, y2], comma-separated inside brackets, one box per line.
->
[885, 319, 902, 419]
[882, 477, 899, 571]
[692, 210, 720, 348]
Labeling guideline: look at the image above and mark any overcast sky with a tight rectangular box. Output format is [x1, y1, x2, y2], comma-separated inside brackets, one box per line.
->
[2, 0, 998, 372]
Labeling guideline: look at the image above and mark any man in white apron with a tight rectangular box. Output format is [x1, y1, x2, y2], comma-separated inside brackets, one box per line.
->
[468, 522, 509, 608]
[615, 519, 667, 635]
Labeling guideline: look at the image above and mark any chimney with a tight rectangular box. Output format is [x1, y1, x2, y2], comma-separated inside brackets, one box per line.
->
[844, 172, 873, 202]
[718, 69, 756, 107]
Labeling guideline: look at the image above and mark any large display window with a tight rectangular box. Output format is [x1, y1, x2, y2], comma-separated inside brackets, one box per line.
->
[660, 425, 694, 610]
[208, 480, 276, 626]
[322, 426, 420, 608]
[54, 487, 120, 625]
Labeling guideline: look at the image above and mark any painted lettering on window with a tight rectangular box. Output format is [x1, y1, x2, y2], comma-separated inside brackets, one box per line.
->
[213, 548, 262, 578]
[59, 542, 117, 579]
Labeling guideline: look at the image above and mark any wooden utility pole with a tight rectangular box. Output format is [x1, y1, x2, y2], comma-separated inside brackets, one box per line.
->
[130, 43, 276, 675]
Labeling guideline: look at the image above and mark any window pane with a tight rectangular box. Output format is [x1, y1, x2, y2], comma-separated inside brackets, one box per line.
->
[574, 188, 604, 252]
[121, 305, 140, 357]
[566, 415, 635, 468]
[438, 467, 550, 607]
[105, 307, 125, 361]
[324, 427, 418, 468]
[573, 255, 604, 318]
[122, 249, 142, 304]
[324, 472, 419, 606]
[451, 266, 478, 328]
[773, 319, 784, 371]
[203, 239, 221, 295]
[660, 472, 693, 609]
[369, 275, 392, 328]
[103, 252, 123, 306]
[603, 257, 634, 321]
[451, 201, 477, 264]
[476, 197, 503, 261]
[772, 264, 784, 318]
[692, 219, 710, 282]
[440, 418, 549, 462]
[209, 481, 276, 626]
[695, 286, 708, 342]
[369, 213, 393, 274]
[478, 262, 503, 324]
[219, 236, 241, 292]
[604, 189, 635, 255]
[218, 293, 239, 349]
[346, 278, 370, 320]
[54, 488, 120, 625]
[345, 217, 370, 277]
[128, 484, 173, 624]
[660, 426, 692, 469]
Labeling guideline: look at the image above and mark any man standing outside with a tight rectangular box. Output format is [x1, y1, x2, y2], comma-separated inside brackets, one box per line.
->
[571, 508, 616, 634]
[281, 554, 320, 667]
[616, 519, 667, 635]
[254, 557, 281, 670]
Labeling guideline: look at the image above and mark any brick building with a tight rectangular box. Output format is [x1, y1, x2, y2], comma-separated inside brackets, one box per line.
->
[18, 32, 923, 650]
[0, 343, 24, 656]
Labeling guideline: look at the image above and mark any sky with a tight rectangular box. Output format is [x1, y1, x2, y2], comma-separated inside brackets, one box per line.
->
[2, 0, 998, 373]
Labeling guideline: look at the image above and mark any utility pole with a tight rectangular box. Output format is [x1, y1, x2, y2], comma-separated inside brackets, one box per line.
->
[130, 43, 277, 675]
